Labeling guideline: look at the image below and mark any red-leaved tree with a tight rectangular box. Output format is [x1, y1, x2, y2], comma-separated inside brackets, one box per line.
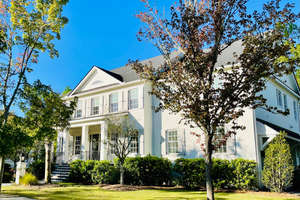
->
[131, 0, 299, 199]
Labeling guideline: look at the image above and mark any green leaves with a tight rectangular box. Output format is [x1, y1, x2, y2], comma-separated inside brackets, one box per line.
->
[262, 131, 294, 192]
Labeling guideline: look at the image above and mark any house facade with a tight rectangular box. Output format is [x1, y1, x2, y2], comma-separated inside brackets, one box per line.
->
[56, 43, 300, 175]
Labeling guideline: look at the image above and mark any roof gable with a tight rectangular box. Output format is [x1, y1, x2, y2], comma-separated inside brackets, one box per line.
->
[276, 73, 300, 96]
[70, 66, 123, 96]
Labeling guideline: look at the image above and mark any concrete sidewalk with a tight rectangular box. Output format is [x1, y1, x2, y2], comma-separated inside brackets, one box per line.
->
[0, 194, 35, 200]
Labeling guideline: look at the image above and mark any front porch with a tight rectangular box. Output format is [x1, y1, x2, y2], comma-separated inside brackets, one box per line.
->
[56, 120, 114, 164]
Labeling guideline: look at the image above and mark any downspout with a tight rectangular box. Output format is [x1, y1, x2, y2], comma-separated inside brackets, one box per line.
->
[252, 109, 262, 188]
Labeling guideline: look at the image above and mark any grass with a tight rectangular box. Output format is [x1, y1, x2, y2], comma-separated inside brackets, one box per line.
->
[2, 184, 300, 200]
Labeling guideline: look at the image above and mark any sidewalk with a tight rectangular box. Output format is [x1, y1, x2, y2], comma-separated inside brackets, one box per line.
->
[0, 194, 35, 200]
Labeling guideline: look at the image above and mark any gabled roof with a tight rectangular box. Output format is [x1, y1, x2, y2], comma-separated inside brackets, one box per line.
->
[69, 66, 123, 96]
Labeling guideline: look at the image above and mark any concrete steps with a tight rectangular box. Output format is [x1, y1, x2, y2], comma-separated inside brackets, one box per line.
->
[51, 164, 70, 183]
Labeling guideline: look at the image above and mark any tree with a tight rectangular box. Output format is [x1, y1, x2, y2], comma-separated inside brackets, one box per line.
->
[262, 131, 294, 192]
[106, 116, 139, 185]
[20, 80, 76, 183]
[131, 0, 299, 199]
[0, 0, 69, 190]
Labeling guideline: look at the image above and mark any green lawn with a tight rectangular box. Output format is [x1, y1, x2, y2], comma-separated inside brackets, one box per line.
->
[2, 185, 300, 200]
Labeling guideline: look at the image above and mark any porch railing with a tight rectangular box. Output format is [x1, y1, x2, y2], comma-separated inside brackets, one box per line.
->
[85, 151, 101, 160]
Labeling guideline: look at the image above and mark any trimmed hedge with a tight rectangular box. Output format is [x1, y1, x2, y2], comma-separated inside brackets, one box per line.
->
[68, 157, 257, 190]
[69, 160, 118, 184]
[124, 155, 172, 186]
[173, 158, 258, 190]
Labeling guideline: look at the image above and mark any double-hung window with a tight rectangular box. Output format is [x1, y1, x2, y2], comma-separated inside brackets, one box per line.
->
[109, 93, 118, 113]
[74, 136, 81, 155]
[129, 133, 139, 153]
[167, 130, 179, 154]
[214, 127, 227, 153]
[75, 100, 82, 118]
[128, 88, 139, 110]
[91, 97, 100, 115]
[276, 89, 282, 107]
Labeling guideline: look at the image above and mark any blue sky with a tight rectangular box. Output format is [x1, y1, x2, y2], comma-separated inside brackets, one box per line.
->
[27, 0, 300, 94]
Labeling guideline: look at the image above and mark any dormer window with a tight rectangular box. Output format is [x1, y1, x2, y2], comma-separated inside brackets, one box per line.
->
[91, 97, 100, 115]
[109, 93, 118, 113]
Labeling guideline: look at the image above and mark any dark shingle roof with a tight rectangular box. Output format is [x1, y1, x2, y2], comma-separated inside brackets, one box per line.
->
[110, 40, 243, 82]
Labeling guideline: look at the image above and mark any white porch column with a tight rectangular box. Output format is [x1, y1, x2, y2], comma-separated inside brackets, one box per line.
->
[81, 125, 89, 160]
[63, 129, 69, 163]
[100, 121, 108, 160]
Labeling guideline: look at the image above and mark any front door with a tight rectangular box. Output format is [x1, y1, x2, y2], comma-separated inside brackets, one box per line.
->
[89, 134, 100, 160]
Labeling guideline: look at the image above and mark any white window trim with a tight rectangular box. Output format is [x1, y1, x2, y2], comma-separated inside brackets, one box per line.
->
[109, 92, 119, 113]
[276, 89, 283, 108]
[128, 88, 139, 110]
[166, 129, 179, 154]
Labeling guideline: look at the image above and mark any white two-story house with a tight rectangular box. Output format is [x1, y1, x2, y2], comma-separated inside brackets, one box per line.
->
[56, 41, 300, 175]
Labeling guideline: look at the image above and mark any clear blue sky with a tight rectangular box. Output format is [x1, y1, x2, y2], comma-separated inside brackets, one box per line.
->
[27, 0, 300, 94]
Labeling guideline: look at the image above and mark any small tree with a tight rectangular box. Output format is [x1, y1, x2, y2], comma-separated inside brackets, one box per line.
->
[262, 131, 294, 192]
[106, 116, 139, 185]
[132, 0, 299, 199]
[20, 80, 76, 183]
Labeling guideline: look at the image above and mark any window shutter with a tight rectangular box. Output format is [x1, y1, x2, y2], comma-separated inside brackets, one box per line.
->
[178, 129, 185, 155]
[86, 98, 91, 117]
[165, 130, 168, 155]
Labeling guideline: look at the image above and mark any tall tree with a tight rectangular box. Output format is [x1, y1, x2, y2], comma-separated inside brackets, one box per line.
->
[262, 131, 294, 192]
[132, 0, 299, 199]
[20, 80, 76, 183]
[106, 116, 139, 185]
[0, 0, 69, 190]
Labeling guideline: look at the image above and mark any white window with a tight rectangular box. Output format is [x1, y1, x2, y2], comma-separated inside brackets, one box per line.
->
[293, 101, 298, 120]
[109, 93, 118, 113]
[59, 137, 64, 152]
[214, 127, 227, 153]
[74, 136, 81, 155]
[128, 88, 139, 110]
[283, 94, 288, 111]
[110, 133, 118, 154]
[129, 133, 139, 153]
[276, 89, 282, 107]
[91, 97, 100, 115]
[167, 130, 178, 154]
[75, 100, 82, 118]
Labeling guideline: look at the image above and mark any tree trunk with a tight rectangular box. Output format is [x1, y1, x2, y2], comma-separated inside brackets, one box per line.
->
[0, 156, 5, 192]
[44, 141, 52, 184]
[120, 165, 124, 185]
[205, 135, 214, 200]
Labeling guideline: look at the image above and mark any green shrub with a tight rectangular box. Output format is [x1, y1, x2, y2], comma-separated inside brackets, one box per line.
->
[212, 159, 233, 189]
[262, 132, 294, 192]
[68, 160, 86, 184]
[124, 155, 172, 186]
[173, 158, 206, 189]
[3, 163, 14, 183]
[91, 161, 119, 184]
[27, 159, 45, 180]
[20, 173, 38, 185]
[173, 158, 257, 190]
[230, 158, 258, 190]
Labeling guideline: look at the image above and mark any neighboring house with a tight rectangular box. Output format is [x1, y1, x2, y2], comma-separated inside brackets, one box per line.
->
[56, 41, 300, 177]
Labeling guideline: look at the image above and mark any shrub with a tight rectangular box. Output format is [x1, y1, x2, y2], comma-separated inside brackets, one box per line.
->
[20, 173, 38, 185]
[262, 132, 294, 192]
[173, 158, 206, 189]
[124, 155, 172, 186]
[91, 161, 119, 184]
[68, 160, 86, 184]
[3, 163, 14, 183]
[212, 159, 233, 189]
[230, 158, 258, 190]
[27, 159, 45, 180]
